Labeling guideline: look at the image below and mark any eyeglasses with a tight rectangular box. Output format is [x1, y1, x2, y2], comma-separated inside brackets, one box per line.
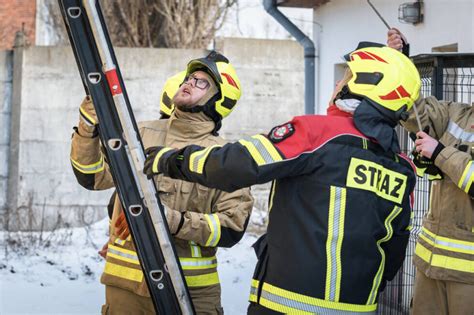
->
[184, 75, 210, 90]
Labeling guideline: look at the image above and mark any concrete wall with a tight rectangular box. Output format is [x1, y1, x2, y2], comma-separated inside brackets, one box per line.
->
[0, 51, 13, 219]
[2, 38, 303, 230]
[312, 0, 474, 114]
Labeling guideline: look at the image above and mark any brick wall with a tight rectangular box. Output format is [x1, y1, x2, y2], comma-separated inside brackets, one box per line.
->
[0, 0, 36, 50]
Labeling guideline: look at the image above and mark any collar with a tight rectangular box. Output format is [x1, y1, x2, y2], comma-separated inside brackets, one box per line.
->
[327, 104, 353, 118]
[166, 109, 215, 142]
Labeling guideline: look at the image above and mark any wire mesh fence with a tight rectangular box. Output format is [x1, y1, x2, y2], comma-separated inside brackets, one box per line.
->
[377, 53, 474, 315]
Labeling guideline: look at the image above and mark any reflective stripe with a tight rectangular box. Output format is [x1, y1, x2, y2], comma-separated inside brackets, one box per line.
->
[190, 241, 202, 258]
[179, 257, 217, 270]
[458, 161, 474, 193]
[325, 187, 347, 302]
[189, 145, 220, 174]
[114, 238, 125, 246]
[362, 138, 368, 150]
[204, 214, 221, 247]
[367, 206, 403, 304]
[259, 282, 377, 314]
[419, 227, 474, 255]
[107, 244, 140, 265]
[185, 272, 219, 287]
[447, 120, 474, 142]
[79, 105, 96, 126]
[268, 181, 277, 215]
[415, 242, 474, 274]
[238, 135, 283, 166]
[152, 147, 173, 173]
[71, 155, 104, 174]
[406, 210, 415, 231]
[249, 279, 259, 302]
[104, 261, 143, 282]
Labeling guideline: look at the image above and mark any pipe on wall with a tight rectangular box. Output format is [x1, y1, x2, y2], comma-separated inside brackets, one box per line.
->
[264, 0, 315, 114]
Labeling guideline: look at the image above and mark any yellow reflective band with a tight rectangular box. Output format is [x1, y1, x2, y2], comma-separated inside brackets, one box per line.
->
[204, 214, 221, 247]
[238, 135, 283, 166]
[252, 135, 283, 162]
[104, 261, 143, 282]
[114, 238, 125, 246]
[325, 186, 346, 302]
[179, 257, 217, 270]
[185, 272, 219, 287]
[189, 145, 220, 174]
[260, 282, 377, 314]
[151, 147, 173, 173]
[415, 243, 474, 274]
[268, 181, 277, 220]
[458, 161, 474, 193]
[406, 210, 414, 231]
[70, 155, 104, 174]
[79, 105, 96, 126]
[367, 206, 403, 305]
[239, 139, 265, 166]
[346, 157, 407, 204]
[419, 227, 474, 255]
[189, 242, 202, 258]
[362, 138, 368, 150]
[249, 279, 259, 303]
[107, 244, 140, 265]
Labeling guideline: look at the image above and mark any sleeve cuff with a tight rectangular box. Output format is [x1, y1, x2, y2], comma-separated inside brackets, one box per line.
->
[431, 142, 445, 162]
[165, 208, 184, 235]
[434, 145, 457, 169]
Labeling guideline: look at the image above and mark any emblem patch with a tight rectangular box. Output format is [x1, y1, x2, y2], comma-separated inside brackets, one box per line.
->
[268, 123, 295, 143]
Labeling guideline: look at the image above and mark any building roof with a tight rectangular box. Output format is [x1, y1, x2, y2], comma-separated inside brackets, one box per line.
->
[276, 0, 330, 8]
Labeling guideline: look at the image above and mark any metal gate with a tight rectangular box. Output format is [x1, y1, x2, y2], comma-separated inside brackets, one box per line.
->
[377, 53, 474, 315]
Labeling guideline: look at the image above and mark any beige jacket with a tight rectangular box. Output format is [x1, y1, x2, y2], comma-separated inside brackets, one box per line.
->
[70, 98, 254, 299]
[401, 96, 474, 284]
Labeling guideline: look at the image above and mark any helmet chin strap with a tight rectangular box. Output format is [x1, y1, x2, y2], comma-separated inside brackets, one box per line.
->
[178, 93, 223, 136]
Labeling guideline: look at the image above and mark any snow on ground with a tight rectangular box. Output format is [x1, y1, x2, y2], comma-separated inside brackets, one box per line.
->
[0, 217, 260, 315]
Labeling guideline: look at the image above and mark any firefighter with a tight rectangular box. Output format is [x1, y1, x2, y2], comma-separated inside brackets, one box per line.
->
[388, 29, 474, 315]
[143, 44, 420, 314]
[70, 51, 254, 315]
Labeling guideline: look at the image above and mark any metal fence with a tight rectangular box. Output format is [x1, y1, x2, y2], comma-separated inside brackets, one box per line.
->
[377, 53, 474, 315]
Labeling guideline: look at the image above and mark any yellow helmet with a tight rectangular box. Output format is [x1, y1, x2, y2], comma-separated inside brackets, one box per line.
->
[345, 45, 420, 114]
[159, 71, 186, 117]
[186, 51, 241, 120]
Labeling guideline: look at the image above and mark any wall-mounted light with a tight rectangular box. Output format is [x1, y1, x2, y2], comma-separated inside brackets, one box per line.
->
[398, 0, 423, 25]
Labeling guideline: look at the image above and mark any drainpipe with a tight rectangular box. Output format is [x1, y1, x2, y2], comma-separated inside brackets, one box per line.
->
[264, 0, 315, 114]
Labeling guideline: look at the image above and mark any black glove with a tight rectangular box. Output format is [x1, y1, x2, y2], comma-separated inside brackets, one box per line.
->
[409, 128, 444, 180]
[143, 146, 167, 178]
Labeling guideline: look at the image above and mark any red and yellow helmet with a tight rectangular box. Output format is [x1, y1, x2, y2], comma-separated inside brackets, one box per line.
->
[186, 51, 241, 120]
[159, 71, 186, 117]
[345, 45, 420, 113]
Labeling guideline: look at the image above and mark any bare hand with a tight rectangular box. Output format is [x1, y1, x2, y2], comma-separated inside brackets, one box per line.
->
[387, 28, 407, 51]
[415, 131, 439, 159]
[98, 242, 108, 259]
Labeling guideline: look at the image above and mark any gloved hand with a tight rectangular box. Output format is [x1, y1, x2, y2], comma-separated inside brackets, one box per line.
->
[409, 128, 443, 180]
[143, 146, 171, 178]
[78, 96, 99, 137]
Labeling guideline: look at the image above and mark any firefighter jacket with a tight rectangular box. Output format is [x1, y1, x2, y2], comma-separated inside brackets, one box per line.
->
[401, 96, 474, 284]
[70, 99, 254, 299]
[155, 108, 417, 314]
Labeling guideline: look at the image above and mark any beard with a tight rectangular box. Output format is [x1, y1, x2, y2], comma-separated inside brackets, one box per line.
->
[172, 93, 196, 111]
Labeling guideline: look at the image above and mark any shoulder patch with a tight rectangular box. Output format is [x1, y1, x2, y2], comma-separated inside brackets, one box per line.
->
[268, 123, 295, 143]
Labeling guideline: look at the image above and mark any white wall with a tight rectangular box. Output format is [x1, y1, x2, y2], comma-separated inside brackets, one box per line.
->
[313, 0, 474, 114]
